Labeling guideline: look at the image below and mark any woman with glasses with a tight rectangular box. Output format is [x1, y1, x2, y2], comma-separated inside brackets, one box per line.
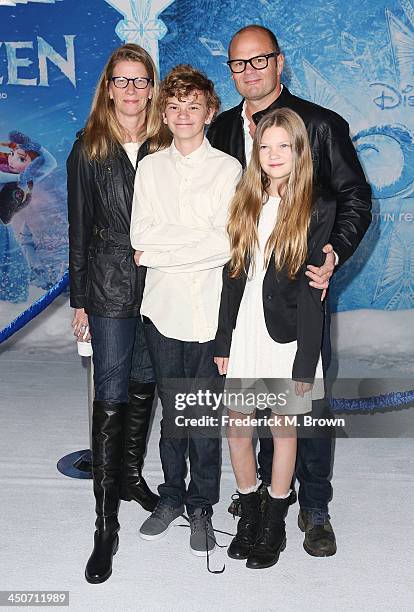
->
[67, 44, 161, 583]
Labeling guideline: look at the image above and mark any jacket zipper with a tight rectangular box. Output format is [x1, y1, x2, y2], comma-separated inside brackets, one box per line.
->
[106, 164, 118, 228]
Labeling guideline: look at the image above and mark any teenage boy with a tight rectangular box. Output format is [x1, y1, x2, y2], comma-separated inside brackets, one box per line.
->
[130, 65, 242, 557]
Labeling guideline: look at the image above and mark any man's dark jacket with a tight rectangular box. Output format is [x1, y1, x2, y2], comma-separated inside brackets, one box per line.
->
[67, 135, 148, 318]
[207, 85, 372, 266]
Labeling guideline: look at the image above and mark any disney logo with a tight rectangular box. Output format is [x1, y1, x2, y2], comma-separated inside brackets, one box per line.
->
[370, 83, 414, 110]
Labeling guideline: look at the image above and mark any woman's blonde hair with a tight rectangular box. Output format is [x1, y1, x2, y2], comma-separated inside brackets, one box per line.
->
[227, 107, 313, 279]
[82, 44, 160, 160]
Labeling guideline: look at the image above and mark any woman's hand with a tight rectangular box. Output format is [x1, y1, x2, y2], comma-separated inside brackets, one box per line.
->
[71, 308, 91, 341]
[295, 381, 313, 397]
[134, 250, 144, 266]
[214, 357, 229, 375]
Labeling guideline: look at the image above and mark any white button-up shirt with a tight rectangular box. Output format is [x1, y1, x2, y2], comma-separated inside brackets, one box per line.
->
[241, 102, 254, 166]
[130, 137, 242, 342]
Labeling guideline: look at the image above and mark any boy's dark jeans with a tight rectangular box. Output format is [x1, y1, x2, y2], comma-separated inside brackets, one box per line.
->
[143, 317, 221, 515]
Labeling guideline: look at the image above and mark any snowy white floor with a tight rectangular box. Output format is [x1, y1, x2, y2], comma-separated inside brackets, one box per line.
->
[1, 348, 414, 612]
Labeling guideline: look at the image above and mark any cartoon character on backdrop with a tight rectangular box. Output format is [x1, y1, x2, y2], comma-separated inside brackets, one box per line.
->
[0, 131, 57, 303]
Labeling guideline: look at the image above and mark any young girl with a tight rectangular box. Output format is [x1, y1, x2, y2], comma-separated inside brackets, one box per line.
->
[214, 108, 336, 570]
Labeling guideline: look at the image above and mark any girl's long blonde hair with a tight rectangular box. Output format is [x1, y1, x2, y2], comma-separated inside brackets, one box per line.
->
[227, 107, 314, 279]
[82, 44, 161, 160]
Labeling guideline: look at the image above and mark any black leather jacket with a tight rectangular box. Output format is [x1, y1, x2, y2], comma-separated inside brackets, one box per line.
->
[207, 86, 372, 267]
[214, 190, 337, 382]
[67, 135, 147, 318]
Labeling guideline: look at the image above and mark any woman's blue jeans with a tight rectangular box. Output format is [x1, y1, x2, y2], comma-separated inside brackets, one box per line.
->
[89, 315, 155, 403]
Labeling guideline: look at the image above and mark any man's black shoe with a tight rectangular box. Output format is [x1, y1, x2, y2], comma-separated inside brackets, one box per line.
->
[298, 510, 337, 557]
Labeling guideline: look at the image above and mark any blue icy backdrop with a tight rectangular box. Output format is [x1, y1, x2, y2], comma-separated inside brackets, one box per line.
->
[0, 0, 413, 316]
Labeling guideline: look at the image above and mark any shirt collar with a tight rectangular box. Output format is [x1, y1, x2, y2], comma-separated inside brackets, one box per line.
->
[241, 102, 250, 130]
[242, 84, 285, 127]
[169, 136, 210, 166]
[252, 84, 288, 126]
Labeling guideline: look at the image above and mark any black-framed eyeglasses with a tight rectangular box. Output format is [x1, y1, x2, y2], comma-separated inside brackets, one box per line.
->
[227, 52, 278, 74]
[110, 76, 153, 89]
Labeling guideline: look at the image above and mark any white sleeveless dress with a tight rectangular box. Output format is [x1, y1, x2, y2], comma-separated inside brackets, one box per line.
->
[225, 196, 324, 415]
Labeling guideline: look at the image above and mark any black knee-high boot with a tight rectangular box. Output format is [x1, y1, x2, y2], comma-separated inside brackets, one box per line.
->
[120, 381, 159, 512]
[85, 401, 124, 584]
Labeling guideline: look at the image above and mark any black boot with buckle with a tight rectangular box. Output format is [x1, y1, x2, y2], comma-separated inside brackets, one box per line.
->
[246, 490, 290, 569]
[120, 381, 159, 512]
[298, 509, 337, 557]
[227, 490, 262, 560]
[85, 401, 124, 584]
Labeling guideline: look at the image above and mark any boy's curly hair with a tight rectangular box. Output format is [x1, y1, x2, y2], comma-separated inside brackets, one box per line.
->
[159, 64, 220, 116]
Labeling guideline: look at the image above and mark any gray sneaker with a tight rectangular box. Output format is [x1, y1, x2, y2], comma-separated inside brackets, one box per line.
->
[189, 508, 216, 556]
[140, 503, 184, 540]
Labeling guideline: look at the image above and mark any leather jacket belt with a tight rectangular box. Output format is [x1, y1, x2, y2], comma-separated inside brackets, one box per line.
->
[92, 226, 131, 246]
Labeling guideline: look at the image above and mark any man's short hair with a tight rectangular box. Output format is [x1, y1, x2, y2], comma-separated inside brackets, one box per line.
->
[159, 64, 220, 114]
[228, 25, 281, 57]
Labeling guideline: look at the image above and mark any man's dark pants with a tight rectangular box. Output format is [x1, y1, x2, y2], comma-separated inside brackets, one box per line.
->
[143, 317, 221, 516]
[257, 302, 334, 518]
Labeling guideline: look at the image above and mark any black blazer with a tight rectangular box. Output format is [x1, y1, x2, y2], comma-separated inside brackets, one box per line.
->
[207, 85, 372, 267]
[214, 191, 337, 382]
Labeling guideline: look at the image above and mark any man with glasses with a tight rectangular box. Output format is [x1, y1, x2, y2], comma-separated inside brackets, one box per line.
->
[208, 24, 372, 558]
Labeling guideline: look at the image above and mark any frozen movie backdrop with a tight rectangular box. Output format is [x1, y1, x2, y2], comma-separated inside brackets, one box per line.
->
[0, 0, 413, 381]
